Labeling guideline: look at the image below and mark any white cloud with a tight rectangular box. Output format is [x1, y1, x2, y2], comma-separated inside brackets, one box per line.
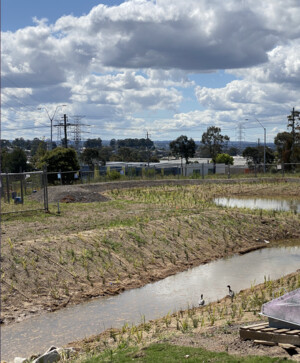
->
[1, 0, 300, 140]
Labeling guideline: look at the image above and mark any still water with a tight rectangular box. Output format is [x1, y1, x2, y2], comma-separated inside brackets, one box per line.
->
[2, 245, 300, 360]
[214, 197, 300, 213]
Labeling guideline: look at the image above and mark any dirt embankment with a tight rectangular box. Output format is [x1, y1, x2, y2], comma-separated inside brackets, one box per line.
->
[1, 181, 300, 325]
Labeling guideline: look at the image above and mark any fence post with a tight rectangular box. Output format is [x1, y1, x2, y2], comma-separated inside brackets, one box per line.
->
[24, 171, 27, 195]
[43, 167, 49, 212]
[254, 163, 257, 178]
[228, 164, 231, 179]
[282, 162, 285, 177]
[6, 172, 10, 203]
[20, 173, 24, 204]
[59, 169, 63, 185]
[202, 163, 204, 179]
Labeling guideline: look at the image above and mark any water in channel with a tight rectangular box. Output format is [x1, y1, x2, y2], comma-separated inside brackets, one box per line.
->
[214, 197, 300, 213]
[2, 245, 300, 360]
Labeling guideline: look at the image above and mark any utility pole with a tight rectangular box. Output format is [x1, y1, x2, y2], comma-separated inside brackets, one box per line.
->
[54, 114, 87, 150]
[287, 107, 300, 164]
[54, 113, 69, 148]
[64, 114, 68, 148]
[146, 131, 151, 167]
[288, 107, 296, 139]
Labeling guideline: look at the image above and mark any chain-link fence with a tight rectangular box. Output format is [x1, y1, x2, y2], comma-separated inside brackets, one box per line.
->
[0, 171, 48, 215]
[45, 162, 300, 185]
[224, 162, 300, 179]
[1, 163, 298, 215]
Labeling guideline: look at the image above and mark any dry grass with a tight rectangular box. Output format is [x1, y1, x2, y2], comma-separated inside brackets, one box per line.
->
[1, 181, 300, 325]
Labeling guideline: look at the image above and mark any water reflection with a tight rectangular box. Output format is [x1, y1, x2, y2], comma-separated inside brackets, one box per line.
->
[214, 197, 300, 213]
[2, 246, 300, 360]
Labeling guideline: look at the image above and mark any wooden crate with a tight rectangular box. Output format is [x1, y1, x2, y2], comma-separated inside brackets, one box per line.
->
[240, 322, 300, 346]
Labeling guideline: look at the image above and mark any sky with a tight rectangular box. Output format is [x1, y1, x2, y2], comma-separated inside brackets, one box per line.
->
[1, 0, 300, 143]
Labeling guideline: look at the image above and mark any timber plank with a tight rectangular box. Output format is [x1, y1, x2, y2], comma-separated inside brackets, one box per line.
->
[254, 340, 276, 346]
[240, 329, 300, 346]
[275, 329, 290, 333]
[251, 325, 269, 331]
[261, 328, 278, 332]
[240, 322, 268, 330]
[286, 330, 300, 335]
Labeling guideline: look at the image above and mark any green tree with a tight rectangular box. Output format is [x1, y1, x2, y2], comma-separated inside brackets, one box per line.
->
[0, 140, 11, 149]
[31, 142, 47, 168]
[242, 146, 261, 165]
[38, 147, 80, 184]
[0, 148, 10, 172]
[201, 127, 229, 164]
[274, 132, 293, 164]
[81, 148, 100, 168]
[30, 138, 47, 157]
[84, 138, 102, 149]
[243, 146, 275, 166]
[2, 147, 30, 173]
[215, 153, 234, 165]
[110, 138, 117, 150]
[274, 109, 300, 165]
[117, 147, 139, 162]
[117, 138, 154, 150]
[12, 138, 31, 150]
[99, 146, 113, 164]
[169, 135, 196, 164]
[228, 146, 239, 156]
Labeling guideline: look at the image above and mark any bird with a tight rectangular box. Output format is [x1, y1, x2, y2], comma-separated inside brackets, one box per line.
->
[198, 294, 205, 306]
[227, 285, 235, 301]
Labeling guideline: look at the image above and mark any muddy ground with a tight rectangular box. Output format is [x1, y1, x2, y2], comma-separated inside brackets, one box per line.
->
[1, 179, 300, 327]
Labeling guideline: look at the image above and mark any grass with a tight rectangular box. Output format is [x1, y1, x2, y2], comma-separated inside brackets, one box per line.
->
[80, 343, 294, 363]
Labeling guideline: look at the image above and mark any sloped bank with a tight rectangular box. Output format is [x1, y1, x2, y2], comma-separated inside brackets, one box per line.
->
[2, 206, 299, 325]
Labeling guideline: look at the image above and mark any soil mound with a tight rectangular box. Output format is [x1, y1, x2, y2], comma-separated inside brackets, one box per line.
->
[31, 184, 110, 203]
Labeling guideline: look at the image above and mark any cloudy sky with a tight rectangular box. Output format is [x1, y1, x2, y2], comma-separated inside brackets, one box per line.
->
[1, 0, 300, 143]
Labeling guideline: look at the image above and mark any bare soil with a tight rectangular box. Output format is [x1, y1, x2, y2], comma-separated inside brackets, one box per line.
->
[1, 179, 300, 327]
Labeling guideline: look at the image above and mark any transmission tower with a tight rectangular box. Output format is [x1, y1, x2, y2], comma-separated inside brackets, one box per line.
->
[236, 122, 245, 153]
[72, 115, 85, 151]
[54, 114, 87, 150]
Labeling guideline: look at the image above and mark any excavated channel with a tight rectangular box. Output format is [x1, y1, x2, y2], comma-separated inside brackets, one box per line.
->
[2, 245, 300, 361]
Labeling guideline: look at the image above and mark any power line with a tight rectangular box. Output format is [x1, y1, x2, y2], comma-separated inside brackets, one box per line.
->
[1, 125, 49, 131]
[2, 75, 42, 105]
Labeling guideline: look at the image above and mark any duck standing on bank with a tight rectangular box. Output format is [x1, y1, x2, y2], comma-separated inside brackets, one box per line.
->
[227, 285, 235, 301]
[198, 294, 205, 306]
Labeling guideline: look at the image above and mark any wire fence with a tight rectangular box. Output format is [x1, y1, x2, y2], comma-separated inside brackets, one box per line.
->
[45, 162, 300, 185]
[0, 171, 48, 215]
[1, 162, 299, 215]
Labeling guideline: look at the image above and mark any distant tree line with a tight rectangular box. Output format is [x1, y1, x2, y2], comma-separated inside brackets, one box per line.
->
[1, 108, 299, 173]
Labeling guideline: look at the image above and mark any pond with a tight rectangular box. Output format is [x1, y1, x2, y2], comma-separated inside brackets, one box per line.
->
[2, 244, 300, 360]
[214, 197, 300, 213]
